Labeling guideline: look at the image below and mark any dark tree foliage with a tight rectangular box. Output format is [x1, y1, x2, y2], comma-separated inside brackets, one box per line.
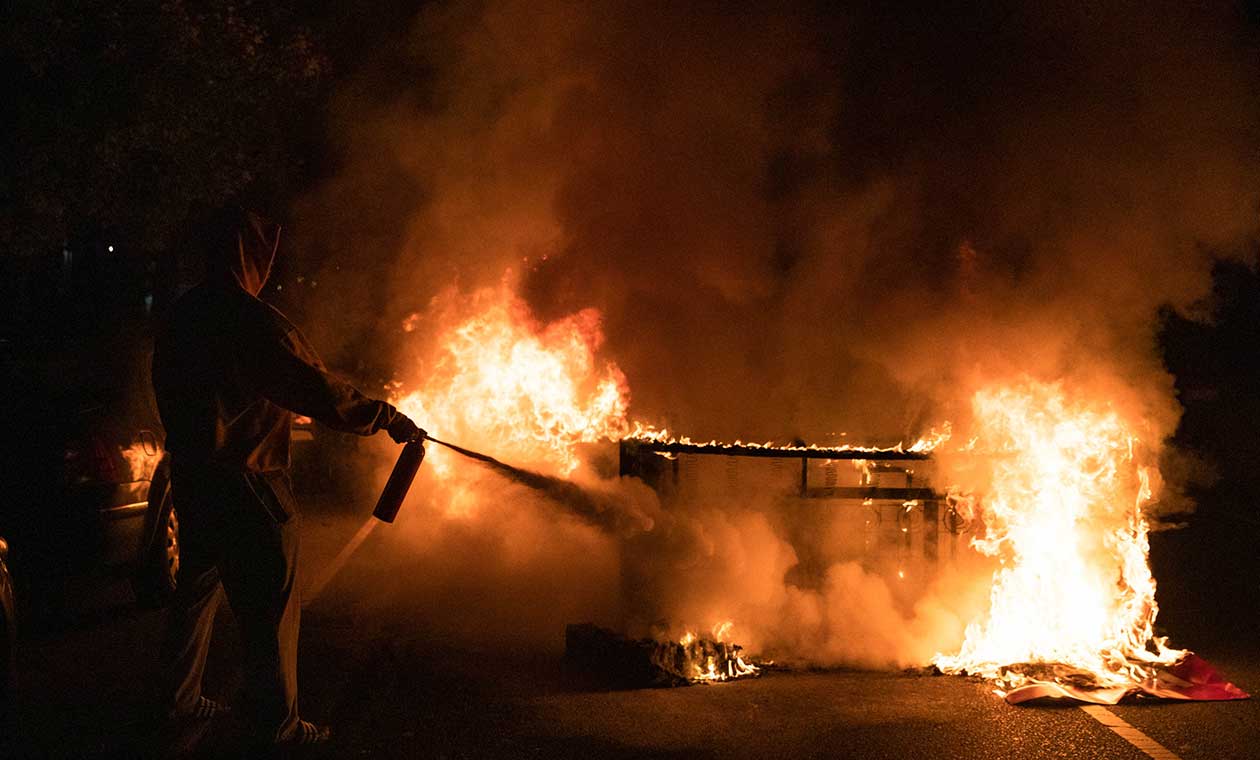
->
[1155, 257, 1260, 634]
[2, 0, 328, 256]
[1160, 257, 1260, 499]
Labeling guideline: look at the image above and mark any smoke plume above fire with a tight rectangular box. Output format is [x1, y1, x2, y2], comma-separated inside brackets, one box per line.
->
[294, 2, 1260, 666]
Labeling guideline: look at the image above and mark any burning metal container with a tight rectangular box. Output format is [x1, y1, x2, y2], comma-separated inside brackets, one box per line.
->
[618, 437, 959, 583]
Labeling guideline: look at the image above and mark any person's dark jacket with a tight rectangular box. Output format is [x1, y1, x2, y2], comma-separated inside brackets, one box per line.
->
[152, 209, 406, 473]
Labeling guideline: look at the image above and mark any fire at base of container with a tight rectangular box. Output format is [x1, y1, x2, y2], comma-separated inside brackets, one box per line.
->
[931, 380, 1247, 704]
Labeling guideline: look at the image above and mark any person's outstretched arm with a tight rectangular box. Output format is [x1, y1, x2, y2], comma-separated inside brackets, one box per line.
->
[243, 308, 421, 442]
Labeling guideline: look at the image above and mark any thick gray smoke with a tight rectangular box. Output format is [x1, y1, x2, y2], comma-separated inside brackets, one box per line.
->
[294, 2, 1260, 664]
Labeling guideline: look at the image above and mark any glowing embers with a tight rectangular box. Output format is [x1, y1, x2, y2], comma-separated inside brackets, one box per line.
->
[626, 422, 951, 457]
[932, 379, 1184, 698]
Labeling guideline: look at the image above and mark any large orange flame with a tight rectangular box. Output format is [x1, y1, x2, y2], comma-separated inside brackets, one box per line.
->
[394, 283, 629, 480]
[933, 379, 1181, 692]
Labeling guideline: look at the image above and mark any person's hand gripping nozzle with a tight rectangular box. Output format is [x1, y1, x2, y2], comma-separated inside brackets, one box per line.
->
[373, 427, 427, 523]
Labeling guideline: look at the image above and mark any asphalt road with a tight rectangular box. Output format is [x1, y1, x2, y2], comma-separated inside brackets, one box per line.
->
[4, 500, 1257, 759]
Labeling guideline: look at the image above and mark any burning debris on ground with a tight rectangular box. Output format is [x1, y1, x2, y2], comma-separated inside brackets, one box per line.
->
[564, 624, 760, 689]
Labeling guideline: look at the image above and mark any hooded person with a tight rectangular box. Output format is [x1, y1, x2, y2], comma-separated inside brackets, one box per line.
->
[151, 205, 422, 748]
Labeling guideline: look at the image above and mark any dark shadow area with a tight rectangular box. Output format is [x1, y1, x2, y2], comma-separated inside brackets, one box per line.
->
[1154, 256, 1260, 653]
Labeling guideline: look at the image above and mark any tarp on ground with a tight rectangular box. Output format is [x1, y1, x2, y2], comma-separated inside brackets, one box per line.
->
[1005, 654, 1250, 705]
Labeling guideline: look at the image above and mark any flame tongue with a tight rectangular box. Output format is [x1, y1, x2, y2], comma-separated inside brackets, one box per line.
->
[933, 380, 1182, 692]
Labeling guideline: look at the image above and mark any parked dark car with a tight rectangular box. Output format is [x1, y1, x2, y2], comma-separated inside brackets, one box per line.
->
[0, 331, 179, 624]
[0, 239, 188, 627]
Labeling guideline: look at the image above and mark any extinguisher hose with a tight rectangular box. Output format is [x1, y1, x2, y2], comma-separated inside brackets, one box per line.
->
[423, 435, 503, 466]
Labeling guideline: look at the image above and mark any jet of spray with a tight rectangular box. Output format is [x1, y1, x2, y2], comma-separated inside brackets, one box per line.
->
[375, 433, 654, 536]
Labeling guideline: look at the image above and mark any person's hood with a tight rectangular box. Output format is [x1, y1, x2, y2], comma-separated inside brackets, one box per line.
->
[207, 207, 282, 296]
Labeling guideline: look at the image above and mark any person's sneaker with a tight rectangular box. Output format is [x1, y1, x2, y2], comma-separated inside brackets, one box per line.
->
[169, 696, 232, 721]
[243, 718, 331, 757]
[275, 720, 330, 746]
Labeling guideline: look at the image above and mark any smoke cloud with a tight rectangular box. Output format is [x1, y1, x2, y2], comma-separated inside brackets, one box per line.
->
[294, 2, 1260, 665]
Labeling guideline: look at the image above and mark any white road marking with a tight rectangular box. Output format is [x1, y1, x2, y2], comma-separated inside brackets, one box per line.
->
[1079, 705, 1182, 760]
[304, 517, 379, 604]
